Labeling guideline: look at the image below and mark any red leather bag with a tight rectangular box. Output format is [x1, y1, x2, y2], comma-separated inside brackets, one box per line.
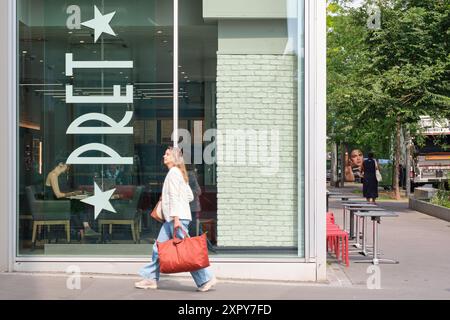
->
[157, 227, 210, 274]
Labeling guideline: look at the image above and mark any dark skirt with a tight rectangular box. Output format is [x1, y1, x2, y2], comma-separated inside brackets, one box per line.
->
[363, 176, 378, 199]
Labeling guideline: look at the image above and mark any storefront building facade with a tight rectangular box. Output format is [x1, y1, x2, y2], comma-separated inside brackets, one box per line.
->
[0, 0, 326, 281]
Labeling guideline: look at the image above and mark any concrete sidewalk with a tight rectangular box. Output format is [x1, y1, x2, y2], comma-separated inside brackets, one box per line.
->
[0, 263, 447, 300]
[1, 191, 449, 300]
[327, 185, 450, 299]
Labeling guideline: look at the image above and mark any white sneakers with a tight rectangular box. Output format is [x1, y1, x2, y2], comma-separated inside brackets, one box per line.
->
[197, 276, 218, 292]
[134, 279, 158, 290]
[134, 276, 218, 292]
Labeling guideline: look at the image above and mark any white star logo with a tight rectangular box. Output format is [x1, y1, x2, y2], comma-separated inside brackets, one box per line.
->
[81, 182, 116, 220]
[81, 5, 117, 43]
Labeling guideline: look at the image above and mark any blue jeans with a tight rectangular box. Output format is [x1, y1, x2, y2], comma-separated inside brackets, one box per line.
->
[138, 219, 213, 288]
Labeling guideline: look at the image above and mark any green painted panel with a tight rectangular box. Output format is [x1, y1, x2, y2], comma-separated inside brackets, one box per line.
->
[203, 0, 287, 19]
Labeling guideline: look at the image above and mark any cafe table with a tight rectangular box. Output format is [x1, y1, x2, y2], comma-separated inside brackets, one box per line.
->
[329, 194, 364, 201]
[351, 207, 386, 251]
[67, 193, 121, 201]
[326, 191, 344, 211]
[67, 194, 90, 200]
[342, 203, 378, 239]
[354, 210, 399, 265]
[327, 193, 365, 212]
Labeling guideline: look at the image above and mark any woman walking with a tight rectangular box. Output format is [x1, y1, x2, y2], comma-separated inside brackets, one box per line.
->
[135, 147, 217, 292]
[361, 152, 379, 203]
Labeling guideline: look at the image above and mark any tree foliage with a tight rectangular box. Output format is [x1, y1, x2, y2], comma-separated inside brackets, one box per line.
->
[327, 0, 450, 194]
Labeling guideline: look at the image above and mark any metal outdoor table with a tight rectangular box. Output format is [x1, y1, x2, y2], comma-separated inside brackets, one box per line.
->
[327, 193, 364, 214]
[67, 194, 90, 200]
[341, 200, 369, 204]
[343, 203, 378, 239]
[326, 191, 346, 211]
[330, 194, 363, 201]
[351, 207, 386, 251]
[354, 211, 399, 265]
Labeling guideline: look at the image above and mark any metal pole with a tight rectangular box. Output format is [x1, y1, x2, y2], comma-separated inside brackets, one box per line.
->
[173, 0, 179, 147]
[350, 209, 355, 239]
[372, 218, 378, 265]
[361, 216, 367, 255]
[354, 215, 360, 248]
[343, 205, 347, 232]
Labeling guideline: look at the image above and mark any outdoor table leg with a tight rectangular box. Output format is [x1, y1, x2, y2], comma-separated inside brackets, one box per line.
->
[356, 217, 399, 264]
[349, 209, 355, 239]
[372, 217, 400, 264]
[343, 206, 347, 232]
[341, 198, 350, 232]
[360, 216, 368, 256]
[372, 217, 379, 264]
[354, 215, 361, 248]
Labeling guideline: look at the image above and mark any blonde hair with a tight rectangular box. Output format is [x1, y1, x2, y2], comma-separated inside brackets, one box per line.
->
[168, 146, 188, 183]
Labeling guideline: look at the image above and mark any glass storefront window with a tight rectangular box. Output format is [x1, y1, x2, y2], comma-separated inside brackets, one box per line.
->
[17, 0, 304, 257]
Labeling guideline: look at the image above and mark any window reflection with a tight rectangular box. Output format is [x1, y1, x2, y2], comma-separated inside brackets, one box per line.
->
[18, 0, 218, 255]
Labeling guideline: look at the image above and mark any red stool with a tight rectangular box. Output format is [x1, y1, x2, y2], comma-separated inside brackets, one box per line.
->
[326, 212, 335, 223]
[326, 229, 349, 267]
[326, 225, 342, 254]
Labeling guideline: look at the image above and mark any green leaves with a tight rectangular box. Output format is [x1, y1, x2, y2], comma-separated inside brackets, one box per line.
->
[327, 0, 450, 156]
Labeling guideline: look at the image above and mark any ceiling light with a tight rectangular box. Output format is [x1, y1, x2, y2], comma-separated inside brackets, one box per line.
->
[22, 51, 27, 54]
[80, 40, 85, 43]
[157, 30, 163, 34]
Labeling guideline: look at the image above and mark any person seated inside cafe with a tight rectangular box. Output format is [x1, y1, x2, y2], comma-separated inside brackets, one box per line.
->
[104, 164, 125, 185]
[45, 160, 100, 237]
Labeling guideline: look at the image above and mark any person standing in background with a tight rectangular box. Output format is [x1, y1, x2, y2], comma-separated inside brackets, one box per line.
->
[361, 152, 379, 203]
[187, 165, 202, 236]
[187, 165, 216, 253]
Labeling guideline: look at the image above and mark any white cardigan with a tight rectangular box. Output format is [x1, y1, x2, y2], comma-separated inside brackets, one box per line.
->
[161, 167, 194, 222]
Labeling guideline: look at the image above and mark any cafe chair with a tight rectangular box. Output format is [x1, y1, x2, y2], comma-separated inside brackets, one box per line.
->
[25, 186, 71, 247]
[326, 211, 349, 267]
[98, 186, 143, 244]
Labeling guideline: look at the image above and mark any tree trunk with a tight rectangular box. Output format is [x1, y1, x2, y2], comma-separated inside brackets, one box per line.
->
[340, 143, 346, 188]
[331, 142, 338, 187]
[405, 129, 412, 198]
[393, 119, 402, 200]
